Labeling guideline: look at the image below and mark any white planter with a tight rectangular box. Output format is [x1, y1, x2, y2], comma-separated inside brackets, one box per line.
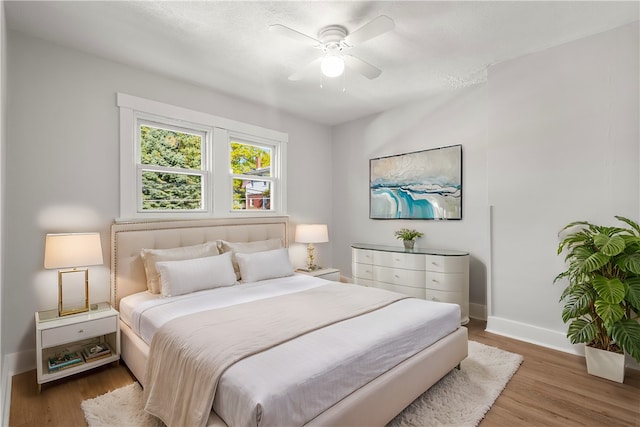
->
[584, 345, 625, 383]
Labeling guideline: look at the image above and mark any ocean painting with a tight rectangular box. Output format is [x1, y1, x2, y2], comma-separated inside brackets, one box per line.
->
[370, 145, 462, 220]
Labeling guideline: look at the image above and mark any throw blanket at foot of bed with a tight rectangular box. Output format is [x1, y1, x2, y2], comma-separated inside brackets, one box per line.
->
[143, 283, 408, 427]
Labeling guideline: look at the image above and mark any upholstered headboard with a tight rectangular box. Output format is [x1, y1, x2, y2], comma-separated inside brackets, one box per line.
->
[110, 217, 289, 309]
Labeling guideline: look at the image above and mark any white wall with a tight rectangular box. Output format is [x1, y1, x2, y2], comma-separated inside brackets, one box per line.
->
[331, 21, 639, 353]
[3, 31, 333, 367]
[486, 22, 639, 352]
[331, 84, 489, 319]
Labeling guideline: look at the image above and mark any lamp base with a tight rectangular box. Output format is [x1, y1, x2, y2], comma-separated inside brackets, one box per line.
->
[59, 306, 90, 317]
[58, 268, 90, 317]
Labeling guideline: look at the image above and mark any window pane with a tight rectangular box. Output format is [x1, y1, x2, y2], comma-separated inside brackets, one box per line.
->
[233, 179, 271, 210]
[230, 142, 271, 177]
[141, 125, 202, 170]
[142, 171, 202, 210]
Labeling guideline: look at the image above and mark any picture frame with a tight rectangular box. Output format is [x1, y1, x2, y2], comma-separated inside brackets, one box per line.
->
[369, 144, 462, 220]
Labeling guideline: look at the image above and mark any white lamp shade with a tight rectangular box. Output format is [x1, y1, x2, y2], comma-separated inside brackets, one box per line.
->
[44, 232, 104, 269]
[295, 224, 329, 244]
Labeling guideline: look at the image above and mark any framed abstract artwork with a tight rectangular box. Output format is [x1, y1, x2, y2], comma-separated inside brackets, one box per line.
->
[369, 144, 462, 220]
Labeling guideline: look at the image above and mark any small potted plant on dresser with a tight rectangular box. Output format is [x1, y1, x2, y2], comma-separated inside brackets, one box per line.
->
[394, 228, 423, 250]
[555, 216, 640, 382]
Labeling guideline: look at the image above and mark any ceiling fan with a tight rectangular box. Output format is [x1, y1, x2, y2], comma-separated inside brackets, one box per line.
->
[269, 15, 395, 81]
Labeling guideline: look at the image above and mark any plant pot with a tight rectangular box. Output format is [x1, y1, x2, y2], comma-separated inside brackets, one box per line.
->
[584, 345, 625, 383]
[403, 240, 414, 250]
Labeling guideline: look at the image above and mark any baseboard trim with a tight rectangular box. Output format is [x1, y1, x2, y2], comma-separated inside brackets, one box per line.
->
[486, 315, 582, 355]
[0, 366, 12, 426]
[2, 357, 11, 427]
[2, 348, 36, 426]
[6, 349, 35, 376]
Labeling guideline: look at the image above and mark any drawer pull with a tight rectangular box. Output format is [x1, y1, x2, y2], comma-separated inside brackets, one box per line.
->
[78, 329, 84, 334]
[431, 262, 438, 266]
[431, 279, 439, 283]
[394, 275, 400, 278]
[431, 297, 437, 301]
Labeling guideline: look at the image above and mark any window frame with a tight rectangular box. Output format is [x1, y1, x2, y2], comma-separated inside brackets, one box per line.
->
[117, 93, 287, 220]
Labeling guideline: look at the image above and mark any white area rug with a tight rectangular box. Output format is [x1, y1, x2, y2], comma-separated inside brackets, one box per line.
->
[82, 341, 522, 427]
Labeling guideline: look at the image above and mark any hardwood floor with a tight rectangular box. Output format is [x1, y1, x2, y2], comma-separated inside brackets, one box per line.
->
[9, 319, 640, 426]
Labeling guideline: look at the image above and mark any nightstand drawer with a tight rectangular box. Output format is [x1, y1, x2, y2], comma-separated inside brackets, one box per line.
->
[41, 316, 117, 348]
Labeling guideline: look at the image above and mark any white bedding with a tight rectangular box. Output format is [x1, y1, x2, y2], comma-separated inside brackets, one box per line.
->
[121, 274, 461, 427]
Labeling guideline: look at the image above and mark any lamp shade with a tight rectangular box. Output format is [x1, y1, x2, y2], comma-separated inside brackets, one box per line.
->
[44, 232, 103, 269]
[295, 224, 329, 244]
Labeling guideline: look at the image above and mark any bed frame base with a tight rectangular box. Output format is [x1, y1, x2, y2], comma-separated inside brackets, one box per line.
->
[121, 321, 468, 427]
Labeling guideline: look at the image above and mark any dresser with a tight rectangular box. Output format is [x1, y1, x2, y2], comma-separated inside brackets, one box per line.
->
[351, 244, 469, 324]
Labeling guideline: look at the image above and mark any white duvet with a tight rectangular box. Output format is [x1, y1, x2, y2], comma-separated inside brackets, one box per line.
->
[120, 274, 460, 427]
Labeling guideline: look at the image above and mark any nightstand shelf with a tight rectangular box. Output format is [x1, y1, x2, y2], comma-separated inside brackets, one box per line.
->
[296, 267, 341, 281]
[35, 304, 120, 391]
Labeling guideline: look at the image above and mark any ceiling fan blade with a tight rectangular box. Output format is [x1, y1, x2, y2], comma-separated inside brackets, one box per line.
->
[269, 24, 321, 47]
[288, 57, 323, 81]
[343, 54, 382, 80]
[344, 15, 394, 46]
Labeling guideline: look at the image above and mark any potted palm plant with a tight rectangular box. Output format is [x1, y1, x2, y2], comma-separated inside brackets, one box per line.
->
[394, 228, 423, 250]
[555, 216, 640, 382]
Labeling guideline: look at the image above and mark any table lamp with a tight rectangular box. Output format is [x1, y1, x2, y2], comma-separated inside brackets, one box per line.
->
[295, 224, 328, 271]
[44, 232, 103, 316]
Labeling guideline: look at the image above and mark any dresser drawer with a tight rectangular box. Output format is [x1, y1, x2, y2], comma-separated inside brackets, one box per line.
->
[375, 281, 425, 299]
[426, 272, 467, 292]
[352, 262, 374, 280]
[373, 251, 426, 270]
[352, 248, 373, 264]
[424, 254, 469, 273]
[425, 289, 463, 305]
[41, 316, 117, 348]
[374, 266, 425, 288]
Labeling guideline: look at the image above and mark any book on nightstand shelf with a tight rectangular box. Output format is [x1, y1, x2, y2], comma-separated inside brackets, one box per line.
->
[48, 351, 84, 372]
[81, 343, 112, 362]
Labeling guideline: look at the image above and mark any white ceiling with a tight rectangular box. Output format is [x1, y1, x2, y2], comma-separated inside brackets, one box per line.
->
[5, 1, 639, 126]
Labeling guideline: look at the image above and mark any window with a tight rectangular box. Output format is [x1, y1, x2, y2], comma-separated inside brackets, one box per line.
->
[118, 93, 287, 219]
[138, 121, 207, 212]
[230, 140, 273, 211]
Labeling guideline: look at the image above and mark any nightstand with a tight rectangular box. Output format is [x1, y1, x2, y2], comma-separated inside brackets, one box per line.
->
[35, 302, 120, 391]
[296, 267, 341, 281]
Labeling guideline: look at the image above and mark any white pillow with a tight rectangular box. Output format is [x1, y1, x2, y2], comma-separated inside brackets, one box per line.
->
[236, 248, 294, 283]
[140, 242, 219, 294]
[218, 238, 283, 279]
[155, 252, 236, 297]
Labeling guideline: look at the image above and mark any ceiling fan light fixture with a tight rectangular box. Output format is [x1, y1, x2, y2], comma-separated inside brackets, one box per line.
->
[321, 53, 345, 78]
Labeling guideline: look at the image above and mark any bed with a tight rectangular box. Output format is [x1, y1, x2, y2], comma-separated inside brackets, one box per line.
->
[110, 217, 468, 427]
